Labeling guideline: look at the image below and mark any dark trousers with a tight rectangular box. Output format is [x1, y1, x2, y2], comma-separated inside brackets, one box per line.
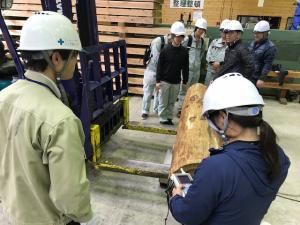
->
[67, 221, 80, 225]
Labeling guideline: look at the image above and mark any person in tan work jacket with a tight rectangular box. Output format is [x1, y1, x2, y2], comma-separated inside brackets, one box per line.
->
[0, 12, 99, 225]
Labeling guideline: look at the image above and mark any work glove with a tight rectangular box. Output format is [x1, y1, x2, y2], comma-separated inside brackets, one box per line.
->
[81, 215, 102, 225]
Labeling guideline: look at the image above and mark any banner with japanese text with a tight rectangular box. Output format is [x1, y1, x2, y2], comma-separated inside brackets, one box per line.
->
[170, 0, 205, 9]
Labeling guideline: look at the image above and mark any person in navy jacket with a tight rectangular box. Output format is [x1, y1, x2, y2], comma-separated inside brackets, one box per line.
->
[170, 73, 290, 225]
[248, 20, 277, 88]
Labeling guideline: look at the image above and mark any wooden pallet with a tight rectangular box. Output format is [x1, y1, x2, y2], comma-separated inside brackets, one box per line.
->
[1, 0, 168, 95]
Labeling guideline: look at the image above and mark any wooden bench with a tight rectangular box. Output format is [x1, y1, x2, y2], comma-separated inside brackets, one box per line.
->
[261, 70, 300, 104]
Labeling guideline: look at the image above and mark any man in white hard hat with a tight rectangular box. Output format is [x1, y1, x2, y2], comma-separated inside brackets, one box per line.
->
[205, 19, 230, 85]
[0, 12, 97, 225]
[156, 21, 189, 125]
[215, 20, 254, 80]
[177, 18, 207, 118]
[248, 20, 277, 88]
[141, 29, 171, 120]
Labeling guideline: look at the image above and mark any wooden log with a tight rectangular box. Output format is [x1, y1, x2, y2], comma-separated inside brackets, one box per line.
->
[170, 83, 222, 175]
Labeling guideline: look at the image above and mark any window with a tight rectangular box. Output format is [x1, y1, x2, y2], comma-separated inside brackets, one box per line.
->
[286, 17, 293, 30]
[237, 15, 281, 29]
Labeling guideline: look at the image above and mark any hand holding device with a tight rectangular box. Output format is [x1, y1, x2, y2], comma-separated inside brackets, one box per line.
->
[170, 168, 193, 197]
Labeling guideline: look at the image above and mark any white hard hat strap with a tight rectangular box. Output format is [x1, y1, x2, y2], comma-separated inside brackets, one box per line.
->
[207, 112, 229, 143]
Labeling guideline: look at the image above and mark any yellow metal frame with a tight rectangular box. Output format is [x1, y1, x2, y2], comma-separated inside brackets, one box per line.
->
[90, 124, 101, 163]
[123, 122, 177, 135]
[120, 96, 129, 125]
[90, 96, 175, 177]
[119, 96, 176, 135]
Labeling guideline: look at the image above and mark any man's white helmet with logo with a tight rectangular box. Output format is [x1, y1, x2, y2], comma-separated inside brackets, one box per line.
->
[202, 73, 265, 118]
[253, 20, 270, 33]
[170, 21, 186, 36]
[195, 18, 207, 30]
[220, 19, 230, 30]
[225, 20, 244, 32]
[18, 11, 82, 51]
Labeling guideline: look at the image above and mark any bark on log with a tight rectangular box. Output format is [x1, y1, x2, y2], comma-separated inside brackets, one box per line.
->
[170, 83, 222, 175]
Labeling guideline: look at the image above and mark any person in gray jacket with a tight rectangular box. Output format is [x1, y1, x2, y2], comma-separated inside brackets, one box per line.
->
[177, 18, 207, 118]
[141, 34, 170, 120]
[205, 19, 230, 85]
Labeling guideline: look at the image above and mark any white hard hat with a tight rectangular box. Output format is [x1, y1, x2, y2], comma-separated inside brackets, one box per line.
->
[170, 21, 186, 36]
[195, 18, 207, 30]
[225, 20, 243, 32]
[19, 11, 82, 51]
[253, 20, 270, 32]
[220, 19, 230, 30]
[202, 73, 265, 117]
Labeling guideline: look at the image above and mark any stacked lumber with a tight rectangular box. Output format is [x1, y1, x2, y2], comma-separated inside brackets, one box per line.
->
[162, 0, 295, 30]
[170, 83, 222, 175]
[95, 0, 167, 94]
[1, 0, 171, 95]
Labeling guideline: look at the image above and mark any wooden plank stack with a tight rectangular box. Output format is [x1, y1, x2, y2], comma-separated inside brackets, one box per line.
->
[1, 0, 171, 95]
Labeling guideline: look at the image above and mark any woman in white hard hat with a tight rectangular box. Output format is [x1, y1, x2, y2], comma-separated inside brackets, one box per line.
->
[248, 20, 277, 88]
[170, 73, 290, 225]
[215, 20, 255, 80]
[0, 12, 97, 225]
[177, 18, 207, 118]
[156, 21, 189, 125]
[205, 19, 230, 85]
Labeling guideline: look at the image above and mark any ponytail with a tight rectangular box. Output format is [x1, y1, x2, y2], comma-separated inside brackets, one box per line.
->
[228, 113, 280, 182]
[259, 120, 280, 182]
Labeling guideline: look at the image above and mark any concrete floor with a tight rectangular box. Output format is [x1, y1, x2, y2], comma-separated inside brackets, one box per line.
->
[1, 96, 300, 225]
